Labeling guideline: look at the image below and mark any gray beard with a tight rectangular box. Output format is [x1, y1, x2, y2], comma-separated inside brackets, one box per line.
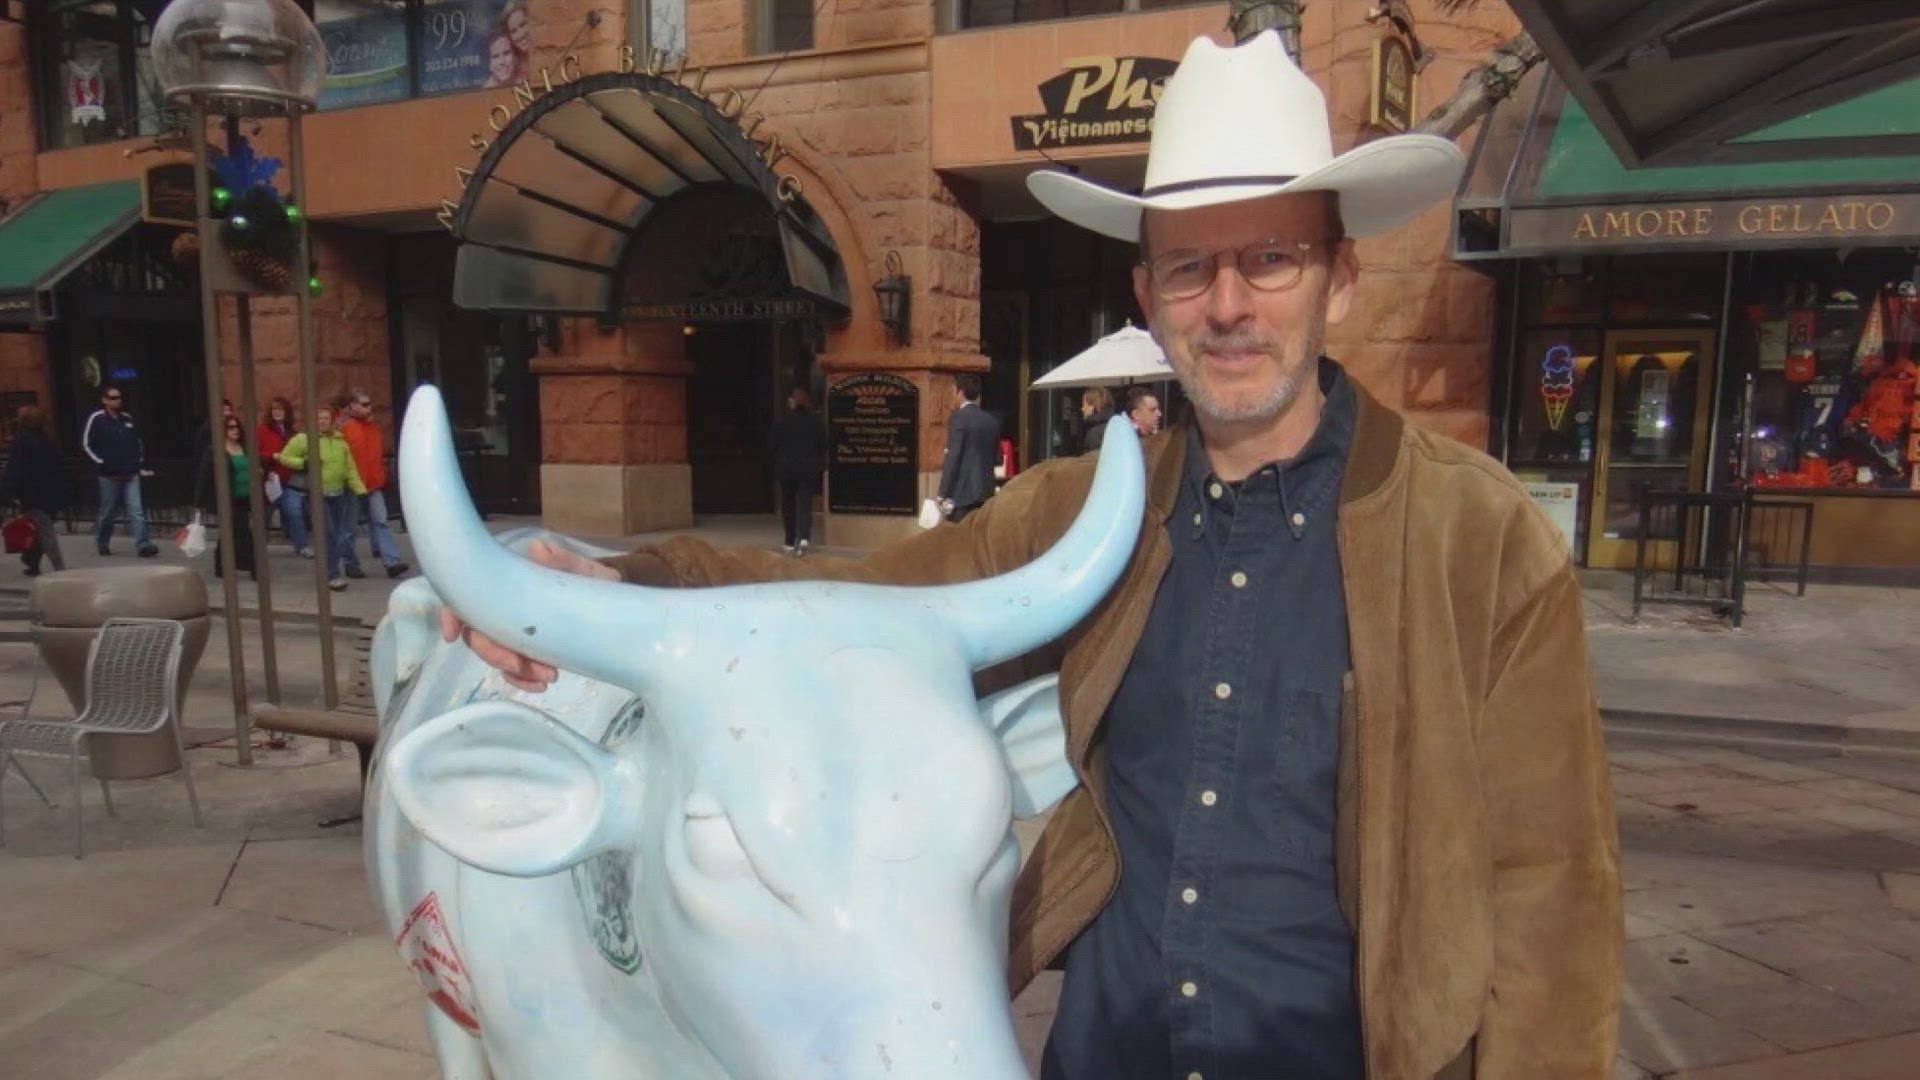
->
[1187, 366, 1304, 424]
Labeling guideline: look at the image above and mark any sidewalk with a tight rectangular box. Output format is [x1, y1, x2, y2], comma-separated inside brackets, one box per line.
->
[25, 515, 1920, 747]
[4, 517, 1920, 1078]
[1583, 571, 1920, 754]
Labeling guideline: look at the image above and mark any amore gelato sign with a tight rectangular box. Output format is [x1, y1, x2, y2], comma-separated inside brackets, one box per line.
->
[1011, 55, 1176, 152]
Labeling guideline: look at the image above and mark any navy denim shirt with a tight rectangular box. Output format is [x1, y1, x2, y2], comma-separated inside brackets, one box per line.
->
[1043, 360, 1362, 1080]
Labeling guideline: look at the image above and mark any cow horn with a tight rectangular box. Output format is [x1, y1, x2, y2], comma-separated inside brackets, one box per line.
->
[931, 414, 1143, 669]
[399, 385, 699, 688]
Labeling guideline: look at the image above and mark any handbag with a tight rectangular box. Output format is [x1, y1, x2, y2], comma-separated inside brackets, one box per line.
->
[175, 512, 207, 558]
[1, 514, 37, 555]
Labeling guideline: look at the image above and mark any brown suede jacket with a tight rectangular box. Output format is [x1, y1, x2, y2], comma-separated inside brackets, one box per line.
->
[605, 382, 1623, 1079]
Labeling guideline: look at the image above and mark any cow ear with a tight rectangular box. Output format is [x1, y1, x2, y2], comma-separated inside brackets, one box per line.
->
[386, 701, 638, 877]
[980, 674, 1077, 818]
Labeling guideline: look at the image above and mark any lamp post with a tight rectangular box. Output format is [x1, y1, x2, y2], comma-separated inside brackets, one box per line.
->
[153, 0, 335, 765]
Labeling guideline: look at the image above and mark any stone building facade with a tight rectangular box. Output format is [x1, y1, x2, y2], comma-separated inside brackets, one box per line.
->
[0, 0, 1514, 542]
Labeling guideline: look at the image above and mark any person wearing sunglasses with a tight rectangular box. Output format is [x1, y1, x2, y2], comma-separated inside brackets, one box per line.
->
[82, 385, 158, 558]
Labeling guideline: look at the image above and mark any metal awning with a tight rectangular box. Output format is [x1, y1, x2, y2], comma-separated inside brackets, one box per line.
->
[1453, 66, 1920, 258]
[449, 72, 848, 325]
[1508, 0, 1920, 167]
[0, 180, 142, 327]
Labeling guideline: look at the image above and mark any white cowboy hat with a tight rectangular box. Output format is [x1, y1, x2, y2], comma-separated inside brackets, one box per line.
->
[1028, 31, 1465, 242]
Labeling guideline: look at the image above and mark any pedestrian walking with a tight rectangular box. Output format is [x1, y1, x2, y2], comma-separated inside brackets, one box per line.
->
[3, 405, 66, 576]
[255, 397, 302, 553]
[1122, 385, 1163, 437]
[337, 391, 410, 579]
[1080, 386, 1116, 453]
[82, 384, 157, 557]
[274, 403, 366, 591]
[937, 373, 1001, 524]
[767, 387, 826, 555]
[196, 414, 256, 578]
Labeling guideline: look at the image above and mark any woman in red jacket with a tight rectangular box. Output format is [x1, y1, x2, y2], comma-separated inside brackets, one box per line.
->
[256, 397, 308, 557]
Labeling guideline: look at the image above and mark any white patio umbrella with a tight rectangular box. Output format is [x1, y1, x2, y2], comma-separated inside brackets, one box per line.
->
[1030, 324, 1173, 389]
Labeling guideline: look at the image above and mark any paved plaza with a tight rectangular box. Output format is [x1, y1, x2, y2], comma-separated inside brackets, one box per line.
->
[0, 519, 1917, 1078]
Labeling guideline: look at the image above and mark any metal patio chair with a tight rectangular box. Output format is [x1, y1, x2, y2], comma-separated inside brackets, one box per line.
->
[0, 615, 51, 809]
[0, 618, 201, 858]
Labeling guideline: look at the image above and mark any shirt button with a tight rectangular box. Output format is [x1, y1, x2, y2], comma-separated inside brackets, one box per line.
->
[1207, 481, 1223, 499]
[1199, 789, 1218, 807]
[1191, 512, 1202, 526]
[1181, 886, 1199, 904]
[1229, 570, 1248, 588]
[1291, 511, 1306, 527]
[1214, 682, 1232, 700]
[1180, 980, 1198, 998]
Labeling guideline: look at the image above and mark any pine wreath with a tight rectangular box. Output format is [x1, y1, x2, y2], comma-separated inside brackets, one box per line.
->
[210, 134, 297, 293]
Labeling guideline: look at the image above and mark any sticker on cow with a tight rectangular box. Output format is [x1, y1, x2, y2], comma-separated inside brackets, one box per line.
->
[365, 385, 1145, 1079]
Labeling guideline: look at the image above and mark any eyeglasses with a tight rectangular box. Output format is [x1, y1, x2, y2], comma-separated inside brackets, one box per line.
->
[1142, 238, 1338, 302]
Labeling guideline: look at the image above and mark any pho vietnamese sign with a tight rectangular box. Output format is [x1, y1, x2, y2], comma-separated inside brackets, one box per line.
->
[1010, 56, 1176, 152]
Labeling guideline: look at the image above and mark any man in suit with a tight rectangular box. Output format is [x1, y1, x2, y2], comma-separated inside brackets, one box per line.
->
[938, 373, 1000, 523]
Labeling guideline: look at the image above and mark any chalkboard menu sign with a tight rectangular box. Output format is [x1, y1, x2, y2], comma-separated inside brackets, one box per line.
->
[828, 373, 919, 515]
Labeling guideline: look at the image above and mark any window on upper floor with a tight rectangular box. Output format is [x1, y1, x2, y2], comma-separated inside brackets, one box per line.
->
[755, 0, 813, 54]
[32, 0, 170, 150]
[955, 0, 1198, 32]
[312, 0, 538, 109]
[639, 0, 688, 65]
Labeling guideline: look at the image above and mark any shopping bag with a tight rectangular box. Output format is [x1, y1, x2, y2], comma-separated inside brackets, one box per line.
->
[1, 514, 37, 554]
[175, 513, 207, 558]
[917, 498, 943, 529]
[264, 473, 283, 502]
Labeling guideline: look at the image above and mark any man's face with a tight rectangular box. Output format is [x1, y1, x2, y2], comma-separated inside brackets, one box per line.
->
[1130, 394, 1162, 435]
[350, 397, 373, 421]
[101, 390, 122, 413]
[317, 407, 334, 431]
[1133, 192, 1356, 427]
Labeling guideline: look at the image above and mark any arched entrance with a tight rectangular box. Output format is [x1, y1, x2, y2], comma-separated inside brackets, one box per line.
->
[443, 70, 848, 532]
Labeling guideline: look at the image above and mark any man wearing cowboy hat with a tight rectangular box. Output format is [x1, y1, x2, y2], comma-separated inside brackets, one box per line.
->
[448, 29, 1620, 1080]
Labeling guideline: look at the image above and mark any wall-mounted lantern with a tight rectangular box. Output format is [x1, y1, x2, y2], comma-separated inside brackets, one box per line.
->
[872, 250, 910, 345]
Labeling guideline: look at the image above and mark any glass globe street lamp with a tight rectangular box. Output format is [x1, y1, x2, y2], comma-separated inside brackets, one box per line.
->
[155, 0, 337, 765]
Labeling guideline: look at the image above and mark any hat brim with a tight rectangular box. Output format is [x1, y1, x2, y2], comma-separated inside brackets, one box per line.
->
[1028, 133, 1466, 243]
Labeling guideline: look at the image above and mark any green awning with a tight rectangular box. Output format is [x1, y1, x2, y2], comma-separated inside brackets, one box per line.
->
[0, 181, 142, 326]
[1533, 80, 1920, 202]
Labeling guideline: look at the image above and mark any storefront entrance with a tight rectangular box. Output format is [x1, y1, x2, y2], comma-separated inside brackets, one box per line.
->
[1587, 329, 1716, 568]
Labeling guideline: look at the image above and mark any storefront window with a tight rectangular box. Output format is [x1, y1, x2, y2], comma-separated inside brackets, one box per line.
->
[33, 0, 168, 150]
[1733, 250, 1920, 492]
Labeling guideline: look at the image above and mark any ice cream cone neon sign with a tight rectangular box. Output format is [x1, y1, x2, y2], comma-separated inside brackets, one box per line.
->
[1541, 345, 1576, 430]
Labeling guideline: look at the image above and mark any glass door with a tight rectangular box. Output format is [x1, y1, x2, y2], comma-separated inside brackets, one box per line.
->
[1587, 329, 1717, 568]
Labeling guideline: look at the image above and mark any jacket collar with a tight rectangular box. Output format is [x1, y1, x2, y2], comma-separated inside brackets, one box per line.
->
[1141, 359, 1403, 518]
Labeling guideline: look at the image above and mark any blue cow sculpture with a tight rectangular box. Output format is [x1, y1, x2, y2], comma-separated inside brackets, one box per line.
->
[364, 386, 1144, 1079]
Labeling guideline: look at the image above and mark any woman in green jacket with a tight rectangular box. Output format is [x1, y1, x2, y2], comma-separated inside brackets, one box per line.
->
[275, 403, 366, 591]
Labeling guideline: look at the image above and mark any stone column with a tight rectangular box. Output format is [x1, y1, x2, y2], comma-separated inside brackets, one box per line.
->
[535, 320, 693, 537]
[1308, 0, 1518, 449]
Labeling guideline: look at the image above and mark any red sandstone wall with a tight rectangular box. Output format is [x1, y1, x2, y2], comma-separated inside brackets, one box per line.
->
[212, 227, 391, 421]
[0, 17, 50, 427]
[1309, 0, 1515, 448]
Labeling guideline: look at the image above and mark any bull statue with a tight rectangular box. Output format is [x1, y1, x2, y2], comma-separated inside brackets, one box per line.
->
[365, 385, 1144, 1080]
